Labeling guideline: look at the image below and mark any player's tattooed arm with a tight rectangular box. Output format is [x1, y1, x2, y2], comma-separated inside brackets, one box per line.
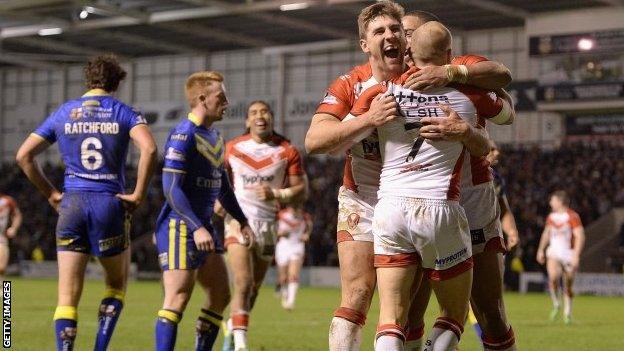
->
[16, 134, 63, 212]
[536, 225, 551, 265]
[404, 61, 512, 92]
[117, 124, 158, 212]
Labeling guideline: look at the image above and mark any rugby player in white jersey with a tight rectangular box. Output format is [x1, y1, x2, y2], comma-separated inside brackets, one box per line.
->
[350, 21, 513, 351]
[537, 190, 585, 324]
[222, 100, 307, 351]
[275, 204, 313, 310]
[400, 13, 518, 351]
[305, 2, 513, 350]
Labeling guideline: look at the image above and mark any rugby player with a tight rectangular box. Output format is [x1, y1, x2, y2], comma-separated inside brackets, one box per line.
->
[16, 54, 157, 351]
[275, 205, 312, 310]
[401, 13, 518, 351]
[537, 191, 585, 324]
[350, 20, 513, 351]
[222, 101, 307, 351]
[153, 71, 253, 351]
[0, 193, 21, 279]
[304, 2, 513, 350]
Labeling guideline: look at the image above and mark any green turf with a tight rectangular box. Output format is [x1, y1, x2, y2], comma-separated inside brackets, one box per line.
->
[8, 277, 624, 350]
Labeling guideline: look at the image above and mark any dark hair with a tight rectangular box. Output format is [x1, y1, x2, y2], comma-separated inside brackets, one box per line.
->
[404, 10, 440, 23]
[551, 190, 570, 206]
[244, 100, 290, 141]
[84, 54, 127, 92]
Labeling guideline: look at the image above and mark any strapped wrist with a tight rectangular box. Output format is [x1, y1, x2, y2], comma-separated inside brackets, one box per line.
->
[444, 64, 469, 84]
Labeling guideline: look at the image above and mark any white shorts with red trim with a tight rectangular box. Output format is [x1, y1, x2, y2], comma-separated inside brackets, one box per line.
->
[546, 246, 575, 272]
[336, 186, 377, 243]
[461, 182, 505, 255]
[225, 215, 277, 260]
[373, 196, 473, 281]
[275, 239, 304, 267]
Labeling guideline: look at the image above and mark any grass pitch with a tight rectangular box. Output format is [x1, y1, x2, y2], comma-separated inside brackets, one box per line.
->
[9, 277, 624, 350]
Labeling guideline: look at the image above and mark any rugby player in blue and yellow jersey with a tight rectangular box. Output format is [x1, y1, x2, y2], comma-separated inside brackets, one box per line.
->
[154, 71, 254, 351]
[16, 54, 158, 351]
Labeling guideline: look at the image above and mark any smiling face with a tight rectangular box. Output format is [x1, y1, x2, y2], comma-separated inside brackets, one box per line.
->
[246, 101, 273, 140]
[360, 14, 406, 75]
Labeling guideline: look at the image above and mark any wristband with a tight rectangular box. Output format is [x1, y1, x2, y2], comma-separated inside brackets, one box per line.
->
[445, 64, 469, 84]
[272, 188, 294, 201]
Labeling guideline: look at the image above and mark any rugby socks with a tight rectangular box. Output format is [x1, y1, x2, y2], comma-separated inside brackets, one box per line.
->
[94, 288, 125, 351]
[549, 287, 561, 321]
[54, 306, 78, 351]
[404, 322, 424, 351]
[483, 326, 516, 351]
[563, 292, 573, 323]
[329, 307, 366, 351]
[231, 311, 249, 350]
[374, 324, 405, 351]
[195, 309, 223, 351]
[424, 317, 463, 351]
[285, 279, 299, 309]
[155, 309, 182, 351]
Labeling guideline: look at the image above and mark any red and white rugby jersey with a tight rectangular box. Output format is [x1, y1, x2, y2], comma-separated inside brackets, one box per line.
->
[0, 195, 16, 237]
[316, 63, 381, 198]
[547, 209, 582, 251]
[225, 134, 304, 220]
[278, 208, 311, 245]
[351, 66, 510, 201]
[315, 55, 493, 198]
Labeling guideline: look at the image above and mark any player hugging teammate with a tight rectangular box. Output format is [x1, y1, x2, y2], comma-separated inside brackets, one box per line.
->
[306, 1, 518, 350]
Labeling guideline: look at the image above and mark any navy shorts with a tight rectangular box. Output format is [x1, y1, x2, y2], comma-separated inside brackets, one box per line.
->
[155, 217, 222, 271]
[56, 192, 130, 257]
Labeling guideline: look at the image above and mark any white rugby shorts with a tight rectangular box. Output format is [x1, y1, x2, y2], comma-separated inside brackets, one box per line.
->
[373, 196, 473, 281]
[336, 186, 377, 243]
[461, 182, 505, 255]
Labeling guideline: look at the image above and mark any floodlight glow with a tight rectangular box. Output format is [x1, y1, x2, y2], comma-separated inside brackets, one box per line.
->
[79, 10, 89, 19]
[280, 2, 309, 11]
[577, 38, 594, 51]
[38, 27, 63, 36]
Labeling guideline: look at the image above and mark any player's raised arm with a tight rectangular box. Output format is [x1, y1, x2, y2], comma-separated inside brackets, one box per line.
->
[117, 124, 157, 211]
[16, 134, 63, 211]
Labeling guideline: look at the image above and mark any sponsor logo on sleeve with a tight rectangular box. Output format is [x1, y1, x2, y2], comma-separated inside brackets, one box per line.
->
[165, 147, 186, 162]
[321, 93, 338, 105]
[170, 133, 188, 142]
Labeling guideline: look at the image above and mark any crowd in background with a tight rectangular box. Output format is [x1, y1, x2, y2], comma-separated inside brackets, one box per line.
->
[2, 141, 624, 275]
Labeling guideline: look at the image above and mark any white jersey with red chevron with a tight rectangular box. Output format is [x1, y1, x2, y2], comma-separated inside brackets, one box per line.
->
[225, 134, 304, 220]
[547, 209, 582, 252]
[278, 208, 311, 246]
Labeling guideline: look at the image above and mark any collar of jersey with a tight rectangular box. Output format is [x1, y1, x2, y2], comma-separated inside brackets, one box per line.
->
[82, 89, 110, 97]
[188, 112, 202, 127]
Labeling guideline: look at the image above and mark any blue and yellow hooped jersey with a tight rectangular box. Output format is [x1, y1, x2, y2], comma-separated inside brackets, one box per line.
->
[156, 113, 226, 231]
[33, 89, 146, 194]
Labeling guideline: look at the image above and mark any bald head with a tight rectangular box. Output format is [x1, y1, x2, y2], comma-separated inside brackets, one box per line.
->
[410, 21, 452, 66]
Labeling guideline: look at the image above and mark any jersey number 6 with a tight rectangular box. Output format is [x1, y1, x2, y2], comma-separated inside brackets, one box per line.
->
[81, 137, 104, 170]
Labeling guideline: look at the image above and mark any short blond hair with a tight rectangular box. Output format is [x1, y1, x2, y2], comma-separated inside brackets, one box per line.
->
[185, 71, 224, 107]
[357, 0, 404, 39]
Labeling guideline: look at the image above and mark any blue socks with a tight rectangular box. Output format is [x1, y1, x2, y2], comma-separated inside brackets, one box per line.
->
[156, 309, 182, 351]
[94, 288, 125, 351]
[54, 306, 78, 351]
[195, 309, 223, 351]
